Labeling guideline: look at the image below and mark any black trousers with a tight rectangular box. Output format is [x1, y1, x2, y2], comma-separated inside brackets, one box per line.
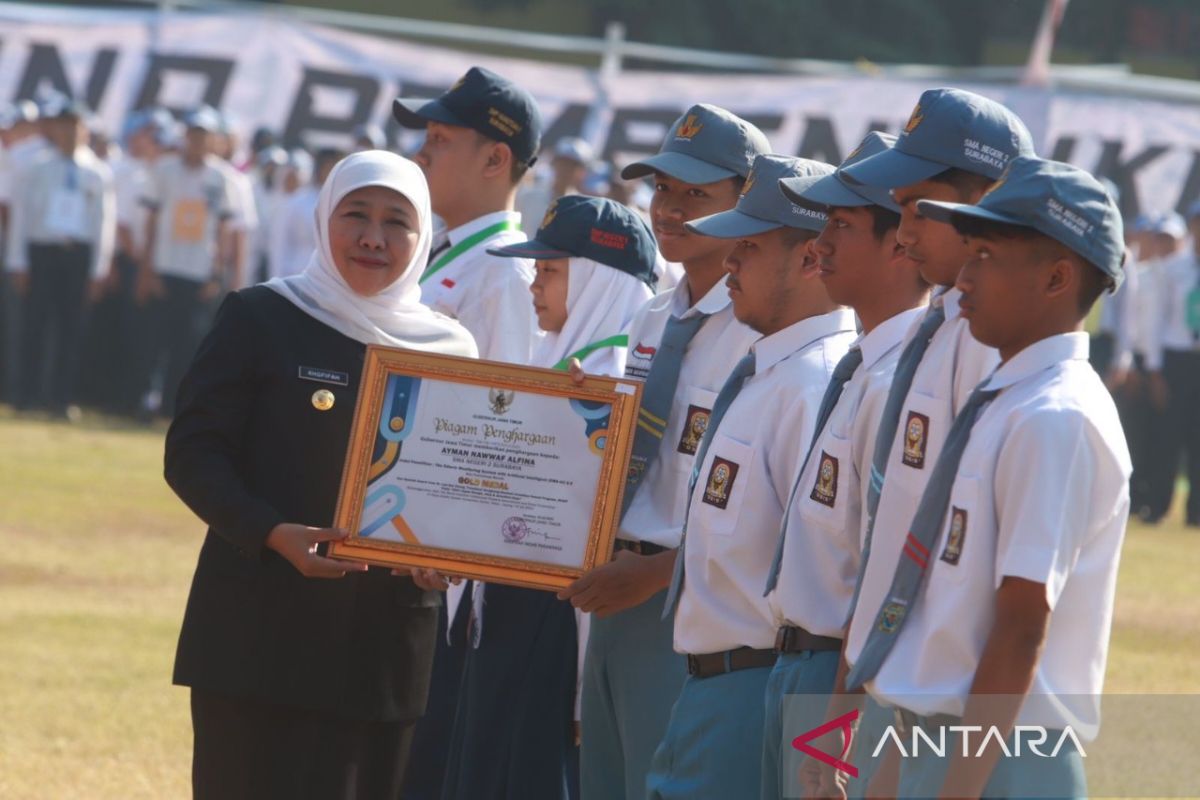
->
[441, 585, 578, 800]
[16, 242, 91, 411]
[78, 254, 146, 414]
[1146, 348, 1200, 524]
[150, 274, 212, 416]
[191, 688, 417, 800]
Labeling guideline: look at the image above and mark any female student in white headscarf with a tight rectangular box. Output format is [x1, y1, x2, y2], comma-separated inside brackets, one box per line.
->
[165, 150, 475, 800]
[439, 195, 657, 800]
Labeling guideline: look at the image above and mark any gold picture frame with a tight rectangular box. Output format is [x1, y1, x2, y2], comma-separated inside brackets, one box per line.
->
[329, 345, 642, 590]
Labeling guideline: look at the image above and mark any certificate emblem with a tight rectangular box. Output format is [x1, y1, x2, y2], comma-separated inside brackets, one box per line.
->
[810, 451, 838, 507]
[501, 516, 530, 543]
[901, 411, 929, 469]
[489, 388, 516, 415]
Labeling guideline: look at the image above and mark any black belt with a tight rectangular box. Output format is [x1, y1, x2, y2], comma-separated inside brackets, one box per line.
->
[892, 707, 960, 736]
[614, 539, 668, 556]
[774, 625, 842, 654]
[685, 647, 776, 678]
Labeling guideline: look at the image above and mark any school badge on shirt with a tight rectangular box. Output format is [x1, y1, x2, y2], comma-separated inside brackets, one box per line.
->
[940, 506, 967, 565]
[677, 405, 711, 455]
[901, 410, 930, 469]
[810, 451, 839, 507]
[702, 457, 740, 509]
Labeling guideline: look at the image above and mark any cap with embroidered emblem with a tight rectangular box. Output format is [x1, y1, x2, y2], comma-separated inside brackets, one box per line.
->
[841, 88, 1035, 189]
[392, 66, 543, 167]
[621, 104, 770, 185]
[685, 154, 834, 238]
[917, 156, 1126, 290]
[782, 132, 901, 213]
[487, 194, 657, 287]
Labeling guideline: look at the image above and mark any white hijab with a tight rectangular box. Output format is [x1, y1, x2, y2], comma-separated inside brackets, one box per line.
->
[266, 150, 477, 358]
[533, 257, 654, 374]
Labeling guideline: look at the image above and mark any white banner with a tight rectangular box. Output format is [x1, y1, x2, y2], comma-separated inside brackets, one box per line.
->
[1, 2, 1197, 217]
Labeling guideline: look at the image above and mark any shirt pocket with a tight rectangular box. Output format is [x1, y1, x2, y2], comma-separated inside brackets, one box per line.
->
[796, 432, 854, 538]
[886, 390, 949, 494]
[690, 435, 754, 537]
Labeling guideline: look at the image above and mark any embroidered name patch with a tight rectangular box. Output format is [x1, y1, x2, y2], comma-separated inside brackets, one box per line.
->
[702, 457, 740, 509]
[298, 366, 349, 386]
[901, 411, 930, 469]
[940, 506, 968, 565]
[810, 451, 839, 507]
[677, 405, 711, 455]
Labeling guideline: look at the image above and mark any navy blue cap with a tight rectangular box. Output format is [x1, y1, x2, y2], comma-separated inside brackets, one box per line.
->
[842, 88, 1035, 189]
[686, 155, 832, 238]
[392, 66, 543, 166]
[621, 104, 770, 185]
[917, 156, 1126, 290]
[782, 132, 901, 213]
[487, 195, 657, 287]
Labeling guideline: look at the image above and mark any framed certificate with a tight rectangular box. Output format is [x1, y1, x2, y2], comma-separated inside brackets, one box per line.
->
[329, 346, 643, 590]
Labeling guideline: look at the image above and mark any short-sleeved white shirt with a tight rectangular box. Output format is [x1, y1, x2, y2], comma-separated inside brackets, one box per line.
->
[142, 154, 235, 282]
[845, 287, 1000, 666]
[618, 280, 760, 549]
[673, 309, 858, 655]
[868, 333, 1131, 740]
[768, 306, 925, 638]
[420, 211, 535, 364]
[1146, 248, 1200, 368]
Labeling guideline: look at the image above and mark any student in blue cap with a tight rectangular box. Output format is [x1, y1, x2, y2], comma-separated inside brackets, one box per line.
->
[436, 195, 657, 800]
[851, 156, 1131, 798]
[645, 153, 859, 799]
[556, 103, 767, 800]
[760, 133, 930, 800]
[392, 66, 543, 799]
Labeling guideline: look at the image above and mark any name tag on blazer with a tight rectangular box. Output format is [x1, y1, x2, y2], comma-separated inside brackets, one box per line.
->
[298, 366, 350, 386]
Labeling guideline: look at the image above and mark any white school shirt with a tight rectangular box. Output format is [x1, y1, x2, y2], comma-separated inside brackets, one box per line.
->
[0, 135, 48, 206]
[618, 280, 760, 549]
[845, 287, 1000, 667]
[1132, 256, 1161, 361]
[767, 306, 925, 638]
[868, 333, 1131, 740]
[269, 184, 318, 280]
[113, 156, 152, 256]
[1145, 248, 1200, 369]
[142, 154, 235, 282]
[419, 210, 535, 363]
[673, 309, 857, 655]
[6, 147, 115, 279]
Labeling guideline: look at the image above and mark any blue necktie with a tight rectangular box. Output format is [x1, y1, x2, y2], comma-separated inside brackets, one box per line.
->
[621, 313, 709, 517]
[844, 381, 999, 690]
[843, 303, 947, 623]
[763, 346, 864, 595]
[662, 350, 757, 620]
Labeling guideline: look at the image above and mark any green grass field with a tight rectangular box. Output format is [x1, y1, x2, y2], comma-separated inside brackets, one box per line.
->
[1, 412, 1198, 799]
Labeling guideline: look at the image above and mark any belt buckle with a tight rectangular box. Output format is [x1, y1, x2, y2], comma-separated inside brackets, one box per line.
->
[893, 707, 914, 737]
[773, 627, 786, 653]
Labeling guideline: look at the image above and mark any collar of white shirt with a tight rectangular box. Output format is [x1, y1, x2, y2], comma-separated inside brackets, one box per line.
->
[983, 331, 1090, 392]
[856, 305, 926, 370]
[669, 277, 735, 319]
[443, 210, 523, 247]
[934, 284, 964, 320]
[752, 307, 858, 373]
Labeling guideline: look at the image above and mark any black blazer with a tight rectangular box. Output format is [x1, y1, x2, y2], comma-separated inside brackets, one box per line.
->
[168, 286, 438, 722]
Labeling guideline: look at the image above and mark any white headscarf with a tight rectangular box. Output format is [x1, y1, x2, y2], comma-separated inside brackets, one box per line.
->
[533, 257, 653, 375]
[266, 150, 477, 358]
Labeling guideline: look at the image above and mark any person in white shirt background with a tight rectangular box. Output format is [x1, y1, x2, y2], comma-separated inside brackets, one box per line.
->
[247, 145, 288, 284]
[1143, 203, 1200, 528]
[136, 104, 236, 418]
[0, 99, 47, 406]
[214, 113, 259, 291]
[269, 148, 343, 281]
[6, 97, 115, 417]
[390, 65, 543, 800]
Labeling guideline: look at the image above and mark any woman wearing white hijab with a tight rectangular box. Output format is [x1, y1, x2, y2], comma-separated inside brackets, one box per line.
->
[439, 195, 656, 800]
[166, 151, 475, 800]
